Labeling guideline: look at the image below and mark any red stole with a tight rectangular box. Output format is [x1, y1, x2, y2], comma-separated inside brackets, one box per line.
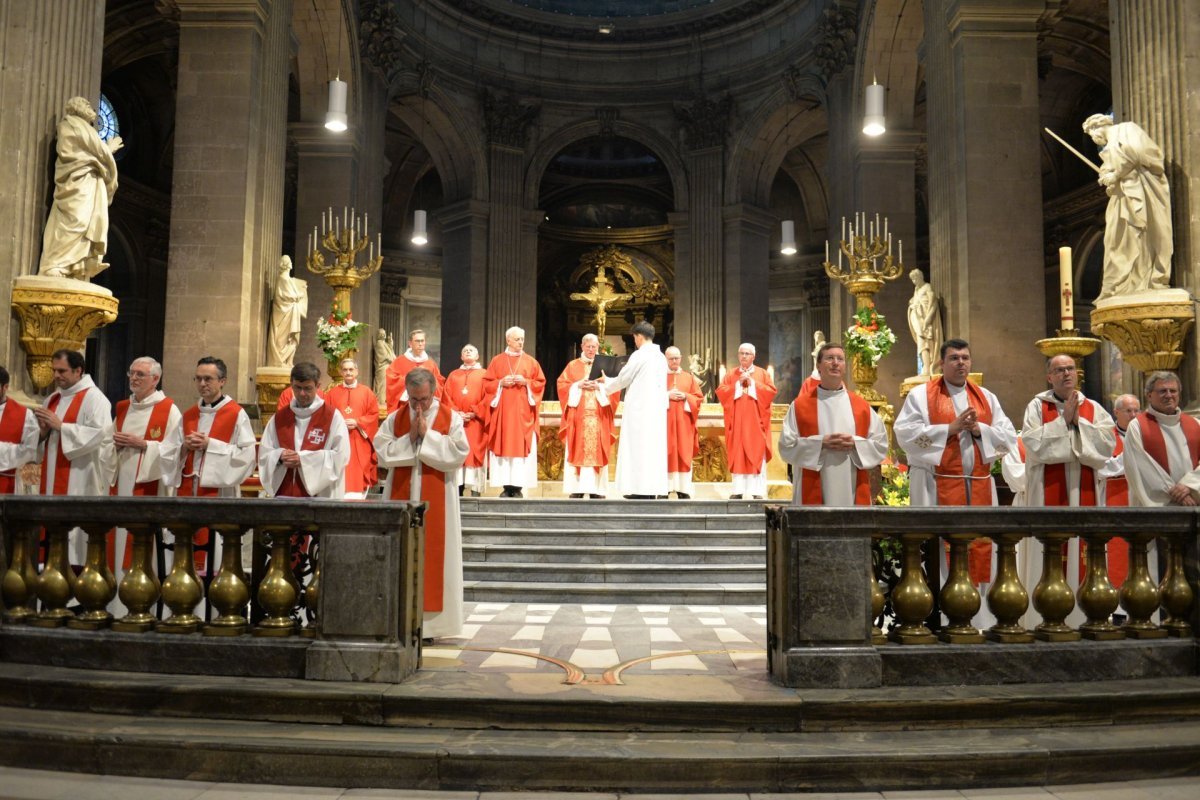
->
[1137, 410, 1200, 476]
[925, 378, 993, 506]
[0, 399, 30, 494]
[1040, 399, 1097, 507]
[272, 402, 337, 498]
[793, 388, 873, 505]
[388, 402, 454, 612]
[179, 401, 243, 498]
[111, 397, 175, 496]
[40, 388, 89, 496]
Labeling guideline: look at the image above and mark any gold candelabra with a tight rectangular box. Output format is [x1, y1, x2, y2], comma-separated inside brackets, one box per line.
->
[305, 206, 383, 316]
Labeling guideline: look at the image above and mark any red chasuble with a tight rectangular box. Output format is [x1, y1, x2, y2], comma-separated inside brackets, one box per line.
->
[556, 358, 617, 469]
[271, 402, 338, 497]
[1040, 399, 1097, 507]
[388, 402, 454, 612]
[716, 367, 777, 474]
[793, 388, 873, 505]
[667, 370, 703, 473]
[444, 368, 489, 469]
[483, 351, 547, 458]
[40, 388, 89, 496]
[0, 399, 30, 494]
[326, 382, 380, 494]
[386, 355, 444, 414]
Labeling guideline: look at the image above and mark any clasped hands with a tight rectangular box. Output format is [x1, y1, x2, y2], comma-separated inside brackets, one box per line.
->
[184, 431, 209, 451]
[500, 374, 527, 388]
[1169, 483, 1197, 506]
[409, 411, 428, 446]
[668, 388, 686, 401]
[112, 431, 148, 451]
[822, 432, 856, 452]
[947, 408, 982, 437]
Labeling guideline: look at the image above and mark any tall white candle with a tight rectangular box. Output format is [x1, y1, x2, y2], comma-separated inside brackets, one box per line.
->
[841, 216, 846, 242]
[825, 240, 830, 262]
[1059, 246, 1074, 329]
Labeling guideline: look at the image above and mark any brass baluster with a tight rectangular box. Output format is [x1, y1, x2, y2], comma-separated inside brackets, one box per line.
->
[67, 525, 116, 630]
[204, 526, 250, 636]
[1032, 533, 1080, 641]
[985, 532, 1034, 643]
[30, 525, 76, 627]
[112, 525, 161, 633]
[1159, 534, 1194, 637]
[255, 529, 299, 637]
[1120, 533, 1167, 639]
[302, 532, 320, 639]
[1, 527, 39, 622]
[1077, 533, 1124, 640]
[158, 526, 204, 633]
[888, 533, 936, 644]
[939, 534, 984, 643]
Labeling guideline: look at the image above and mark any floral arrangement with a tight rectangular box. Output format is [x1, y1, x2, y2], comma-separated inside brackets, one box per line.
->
[876, 456, 910, 507]
[598, 338, 616, 356]
[844, 302, 896, 367]
[315, 308, 367, 361]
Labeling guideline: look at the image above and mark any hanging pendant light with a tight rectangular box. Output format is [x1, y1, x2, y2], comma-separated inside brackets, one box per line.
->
[863, 77, 886, 137]
[325, 77, 348, 132]
[780, 220, 797, 255]
[411, 209, 428, 246]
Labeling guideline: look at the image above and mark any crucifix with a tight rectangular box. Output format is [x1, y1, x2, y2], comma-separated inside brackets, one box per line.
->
[570, 263, 631, 343]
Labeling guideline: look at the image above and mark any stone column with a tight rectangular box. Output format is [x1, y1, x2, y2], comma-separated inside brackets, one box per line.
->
[923, 0, 1048, 413]
[823, 72, 858, 340]
[676, 146, 725, 369]
[722, 204, 775, 363]
[1109, 1, 1200, 402]
[438, 199, 490, 357]
[0, 0, 105, 391]
[291, 123, 358, 372]
[162, 0, 291, 401]
[855, 130, 921, 391]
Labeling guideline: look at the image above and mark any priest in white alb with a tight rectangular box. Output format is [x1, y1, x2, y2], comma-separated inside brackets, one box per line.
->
[778, 342, 888, 506]
[602, 321, 669, 499]
[375, 368, 470, 639]
[259, 362, 350, 499]
[0, 365, 41, 495]
[1123, 371, 1200, 507]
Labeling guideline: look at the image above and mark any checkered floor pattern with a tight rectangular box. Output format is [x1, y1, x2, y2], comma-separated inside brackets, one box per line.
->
[422, 603, 767, 676]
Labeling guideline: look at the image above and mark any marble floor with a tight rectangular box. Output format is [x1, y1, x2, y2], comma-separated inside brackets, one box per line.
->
[1, 766, 1197, 800]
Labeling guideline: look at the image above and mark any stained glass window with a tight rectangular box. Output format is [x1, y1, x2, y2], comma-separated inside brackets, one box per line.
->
[97, 94, 119, 142]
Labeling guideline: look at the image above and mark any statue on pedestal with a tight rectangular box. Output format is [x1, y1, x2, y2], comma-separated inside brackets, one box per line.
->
[266, 255, 308, 367]
[373, 327, 395, 401]
[38, 97, 123, 281]
[1083, 113, 1173, 300]
[688, 347, 714, 403]
[810, 330, 826, 377]
[906, 269, 942, 377]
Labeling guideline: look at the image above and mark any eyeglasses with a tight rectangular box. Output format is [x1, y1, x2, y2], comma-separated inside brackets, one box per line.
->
[1049, 365, 1077, 375]
[127, 370, 152, 378]
[193, 375, 220, 384]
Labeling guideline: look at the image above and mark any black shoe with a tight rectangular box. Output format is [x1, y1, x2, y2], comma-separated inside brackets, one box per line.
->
[569, 493, 584, 499]
[458, 485, 465, 496]
[676, 492, 690, 499]
[752, 495, 763, 500]
[589, 494, 604, 499]
[730, 494, 743, 500]
[502, 485, 520, 498]
[421, 637, 434, 645]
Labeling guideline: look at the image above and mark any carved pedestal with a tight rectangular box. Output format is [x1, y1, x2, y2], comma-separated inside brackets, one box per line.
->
[10, 275, 119, 390]
[1090, 290, 1195, 372]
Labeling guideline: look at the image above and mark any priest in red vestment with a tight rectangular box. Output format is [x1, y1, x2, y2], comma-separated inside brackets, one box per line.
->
[386, 328, 444, 413]
[443, 344, 489, 496]
[259, 362, 350, 499]
[1098, 393, 1140, 588]
[716, 343, 776, 499]
[483, 326, 546, 498]
[665, 346, 703, 499]
[325, 357, 380, 498]
[557, 333, 617, 498]
[0, 365, 41, 496]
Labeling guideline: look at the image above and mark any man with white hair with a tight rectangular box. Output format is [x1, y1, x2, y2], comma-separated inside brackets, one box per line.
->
[664, 345, 703, 499]
[483, 326, 546, 498]
[1123, 371, 1200, 507]
[557, 333, 617, 498]
[715, 342, 777, 499]
[443, 344, 489, 496]
[325, 357, 379, 499]
[104, 356, 183, 609]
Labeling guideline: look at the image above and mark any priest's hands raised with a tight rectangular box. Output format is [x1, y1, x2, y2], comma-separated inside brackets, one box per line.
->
[1062, 390, 1082, 426]
[409, 410, 428, 446]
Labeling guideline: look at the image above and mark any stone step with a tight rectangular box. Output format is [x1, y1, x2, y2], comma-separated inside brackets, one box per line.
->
[462, 528, 765, 547]
[462, 543, 764, 564]
[461, 498, 771, 516]
[462, 511, 764, 530]
[463, 561, 762, 584]
[462, 581, 766, 604]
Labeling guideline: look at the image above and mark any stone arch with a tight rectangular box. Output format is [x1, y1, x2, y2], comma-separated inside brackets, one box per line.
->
[727, 84, 828, 208]
[389, 87, 486, 203]
[855, 0, 924, 131]
[524, 120, 689, 212]
[291, 0, 360, 125]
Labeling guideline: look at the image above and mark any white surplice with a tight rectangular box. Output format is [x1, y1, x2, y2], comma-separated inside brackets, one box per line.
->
[375, 399, 470, 638]
[0, 399, 41, 494]
[1123, 409, 1200, 507]
[777, 386, 888, 506]
[171, 396, 256, 497]
[603, 341, 669, 497]
[258, 397, 350, 499]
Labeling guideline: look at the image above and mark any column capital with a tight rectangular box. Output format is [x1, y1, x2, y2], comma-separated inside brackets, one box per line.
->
[947, 0, 1053, 35]
[290, 122, 359, 160]
[722, 203, 776, 235]
[174, 0, 269, 29]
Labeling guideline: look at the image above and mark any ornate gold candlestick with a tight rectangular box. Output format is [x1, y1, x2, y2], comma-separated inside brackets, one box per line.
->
[1035, 328, 1100, 380]
[306, 207, 383, 376]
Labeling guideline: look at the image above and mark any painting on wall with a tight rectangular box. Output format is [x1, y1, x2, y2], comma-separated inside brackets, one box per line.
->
[770, 307, 808, 404]
[407, 304, 442, 365]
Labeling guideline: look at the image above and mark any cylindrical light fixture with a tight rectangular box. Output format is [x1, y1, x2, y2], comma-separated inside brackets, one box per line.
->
[411, 209, 428, 246]
[863, 79, 886, 137]
[325, 78, 348, 132]
[780, 220, 797, 255]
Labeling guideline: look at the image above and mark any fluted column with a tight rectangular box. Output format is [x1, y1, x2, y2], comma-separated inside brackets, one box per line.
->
[823, 72, 857, 339]
[676, 147, 724, 368]
[1109, 1, 1200, 402]
[162, 0, 290, 399]
[438, 199, 490, 357]
[485, 142, 533, 357]
[0, 0, 104, 392]
[922, 0, 1048, 414]
[722, 204, 775, 362]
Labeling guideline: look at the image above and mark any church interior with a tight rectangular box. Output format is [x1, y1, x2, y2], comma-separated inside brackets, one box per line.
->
[2, 0, 1200, 795]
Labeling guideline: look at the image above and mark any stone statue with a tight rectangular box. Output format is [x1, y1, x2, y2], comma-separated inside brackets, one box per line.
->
[373, 327, 395, 400]
[688, 347, 714, 402]
[810, 330, 826, 377]
[266, 255, 308, 367]
[38, 96, 123, 281]
[906, 269, 942, 377]
[1083, 113, 1173, 300]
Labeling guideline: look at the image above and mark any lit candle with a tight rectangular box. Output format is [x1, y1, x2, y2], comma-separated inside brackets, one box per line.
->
[825, 240, 830, 262]
[1059, 246, 1074, 329]
[343, 206, 348, 233]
